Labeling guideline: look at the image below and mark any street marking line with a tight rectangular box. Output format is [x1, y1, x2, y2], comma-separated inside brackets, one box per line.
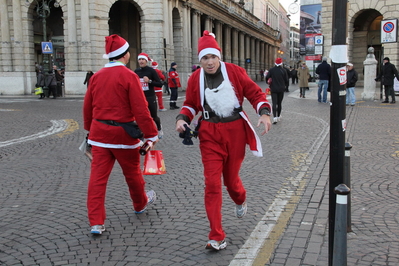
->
[55, 119, 79, 138]
[0, 120, 68, 148]
[229, 111, 329, 266]
[0, 108, 21, 111]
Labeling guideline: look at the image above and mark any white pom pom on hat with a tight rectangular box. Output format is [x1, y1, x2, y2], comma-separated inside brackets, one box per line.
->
[198, 30, 221, 61]
[103, 34, 129, 59]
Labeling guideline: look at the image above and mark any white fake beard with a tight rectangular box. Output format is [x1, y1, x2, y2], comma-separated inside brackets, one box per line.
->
[205, 80, 239, 117]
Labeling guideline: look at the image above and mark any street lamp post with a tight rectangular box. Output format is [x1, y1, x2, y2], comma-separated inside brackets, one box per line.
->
[31, 0, 59, 73]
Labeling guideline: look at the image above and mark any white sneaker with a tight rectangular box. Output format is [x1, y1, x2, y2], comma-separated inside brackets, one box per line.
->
[235, 201, 247, 218]
[273, 117, 278, 124]
[277, 116, 281, 122]
[205, 239, 227, 250]
[135, 190, 157, 214]
[158, 130, 163, 139]
[159, 108, 168, 111]
[91, 225, 105, 235]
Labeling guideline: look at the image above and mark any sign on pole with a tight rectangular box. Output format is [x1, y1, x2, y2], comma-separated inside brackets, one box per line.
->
[381, 19, 398, 43]
[41, 42, 53, 54]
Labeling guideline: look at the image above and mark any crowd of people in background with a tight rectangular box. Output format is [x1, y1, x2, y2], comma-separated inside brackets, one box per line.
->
[35, 62, 64, 99]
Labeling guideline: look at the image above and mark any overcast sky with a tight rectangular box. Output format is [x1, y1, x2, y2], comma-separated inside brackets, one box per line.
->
[280, 0, 300, 27]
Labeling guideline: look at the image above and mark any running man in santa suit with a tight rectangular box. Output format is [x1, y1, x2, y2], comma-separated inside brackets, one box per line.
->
[134, 53, 164, 138]
[83, 34, 158, 235]
[151, 61, 167, 111]
[175, 30, 272, 250]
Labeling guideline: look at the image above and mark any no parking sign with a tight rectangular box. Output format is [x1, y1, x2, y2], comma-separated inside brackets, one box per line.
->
[381, 19, 397, 43]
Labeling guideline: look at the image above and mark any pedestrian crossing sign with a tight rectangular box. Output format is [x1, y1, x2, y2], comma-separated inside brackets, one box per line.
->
[41, 42, 53, 54]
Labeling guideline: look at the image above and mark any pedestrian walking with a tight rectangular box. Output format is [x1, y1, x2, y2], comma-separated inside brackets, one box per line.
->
[151, 61, 167, 111]
[315, 57, 331, 103]
[284, 65, 292, 92]
[83, 34, 159, 235]
[297, 62, 309, 98]
[53, 65, 64, 97]
[346, 63, 358, 106]
[265, 58, 289, 124]
[290, 67, 298, 84]
[134, 53, 164, 138]
[168, 62, 181, 110]
[83, 70, 94, 88]
[175, 31, 272, 251]
[36, 69, 46, 99]
[45, 70, 57, 99]
[375, 57, 399, 104]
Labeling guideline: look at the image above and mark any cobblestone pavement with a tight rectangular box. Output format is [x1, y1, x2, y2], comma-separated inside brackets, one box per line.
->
[0, 82, 398, 265]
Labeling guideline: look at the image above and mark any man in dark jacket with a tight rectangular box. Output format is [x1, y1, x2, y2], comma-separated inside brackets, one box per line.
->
[265, 58, 289, 124]
[134, 52, 164, 138]
[346, 63, 358, 106]
[315, 57, 331, 103]
[375, 57, 399, 104]
[290, 67, 298, 84]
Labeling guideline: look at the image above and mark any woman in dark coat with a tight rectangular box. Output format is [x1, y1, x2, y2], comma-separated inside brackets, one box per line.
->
[265, 58, 289, 124]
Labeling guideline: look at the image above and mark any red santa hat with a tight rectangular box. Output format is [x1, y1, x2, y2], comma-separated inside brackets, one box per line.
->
[102, 34, 129, 59]
[275, 58, 283, 66]
[151, 61, 158, 69]
[138, 52, 151, 62]
[198, 30, 221, 61]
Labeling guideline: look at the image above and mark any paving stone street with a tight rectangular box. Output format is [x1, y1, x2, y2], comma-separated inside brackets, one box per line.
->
[0, 81, 398, 265]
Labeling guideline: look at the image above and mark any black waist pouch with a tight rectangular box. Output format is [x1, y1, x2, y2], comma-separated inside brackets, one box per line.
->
[97, 120, 143, 139]
[119, 121, 143, 139]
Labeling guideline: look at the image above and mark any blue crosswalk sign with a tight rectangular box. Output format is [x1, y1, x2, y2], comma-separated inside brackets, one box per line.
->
[41, 42, 53, 54]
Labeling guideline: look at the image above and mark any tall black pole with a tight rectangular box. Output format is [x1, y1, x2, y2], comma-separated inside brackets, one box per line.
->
[329, 0, 348, 265]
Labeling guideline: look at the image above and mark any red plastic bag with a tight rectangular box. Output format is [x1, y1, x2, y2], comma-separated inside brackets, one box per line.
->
[143, 150, 166, 175]
[265, 88, 271, 95]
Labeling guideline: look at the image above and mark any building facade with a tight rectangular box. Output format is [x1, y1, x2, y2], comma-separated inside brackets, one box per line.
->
[0, 0, 282, 95]
[299, 0, 399, 80]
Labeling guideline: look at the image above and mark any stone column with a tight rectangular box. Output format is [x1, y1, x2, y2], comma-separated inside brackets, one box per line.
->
[0, 0, 12, 72]
[250, 37, 255, 79]
[205, 16, 213, 32]
[65, 0, 78, 71]
[80, 0, 92, 71]
[260, 41, 265, 73]
[223, 25, 231, 63]
[191, 10, 201, 63]
[12, 0, 23, 71]
[231, 29, 239, 65]
[362, 47, 378, 100]
[239, 32, 246, 67]
[214, 21, 223, 52]
[181, 3, 191, 89]
[245, 35, 250, 74]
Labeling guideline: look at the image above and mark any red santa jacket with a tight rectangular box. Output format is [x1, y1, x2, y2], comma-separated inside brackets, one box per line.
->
[154, 68, 165, 93]
[179, 62, 271, 157]
[83, 62, 158, 148]
[168, 69, 181, 88]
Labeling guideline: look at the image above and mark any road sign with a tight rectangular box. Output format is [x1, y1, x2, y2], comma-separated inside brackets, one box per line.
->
[381, 19, 397, 43]
[337, 66, 347, 85]
[315, 35, 323, 45]
[41, 42, 53, 54]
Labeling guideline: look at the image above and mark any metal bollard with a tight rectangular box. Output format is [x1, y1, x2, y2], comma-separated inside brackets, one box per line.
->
[333, 183, 351, 266]
[344, 143, 352, 232]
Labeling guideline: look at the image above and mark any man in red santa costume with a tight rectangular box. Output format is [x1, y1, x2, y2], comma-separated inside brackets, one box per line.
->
[83, 34, 158, 235]
[151, 61, 167, 111]
[175, 30, 272, 250]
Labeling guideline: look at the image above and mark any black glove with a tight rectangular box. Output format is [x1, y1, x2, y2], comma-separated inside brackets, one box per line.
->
[179, 124, 198, 145]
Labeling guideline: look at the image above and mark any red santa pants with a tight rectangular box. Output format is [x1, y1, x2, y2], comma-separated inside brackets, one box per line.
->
[199, 119, 247, 241]
[87, 145, 147, 226]
[155, 91, 165, 110]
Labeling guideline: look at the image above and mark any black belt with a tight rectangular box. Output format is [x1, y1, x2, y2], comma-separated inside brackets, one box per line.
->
[96, 119, 135, 127]
[203, 107, 243, 123]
